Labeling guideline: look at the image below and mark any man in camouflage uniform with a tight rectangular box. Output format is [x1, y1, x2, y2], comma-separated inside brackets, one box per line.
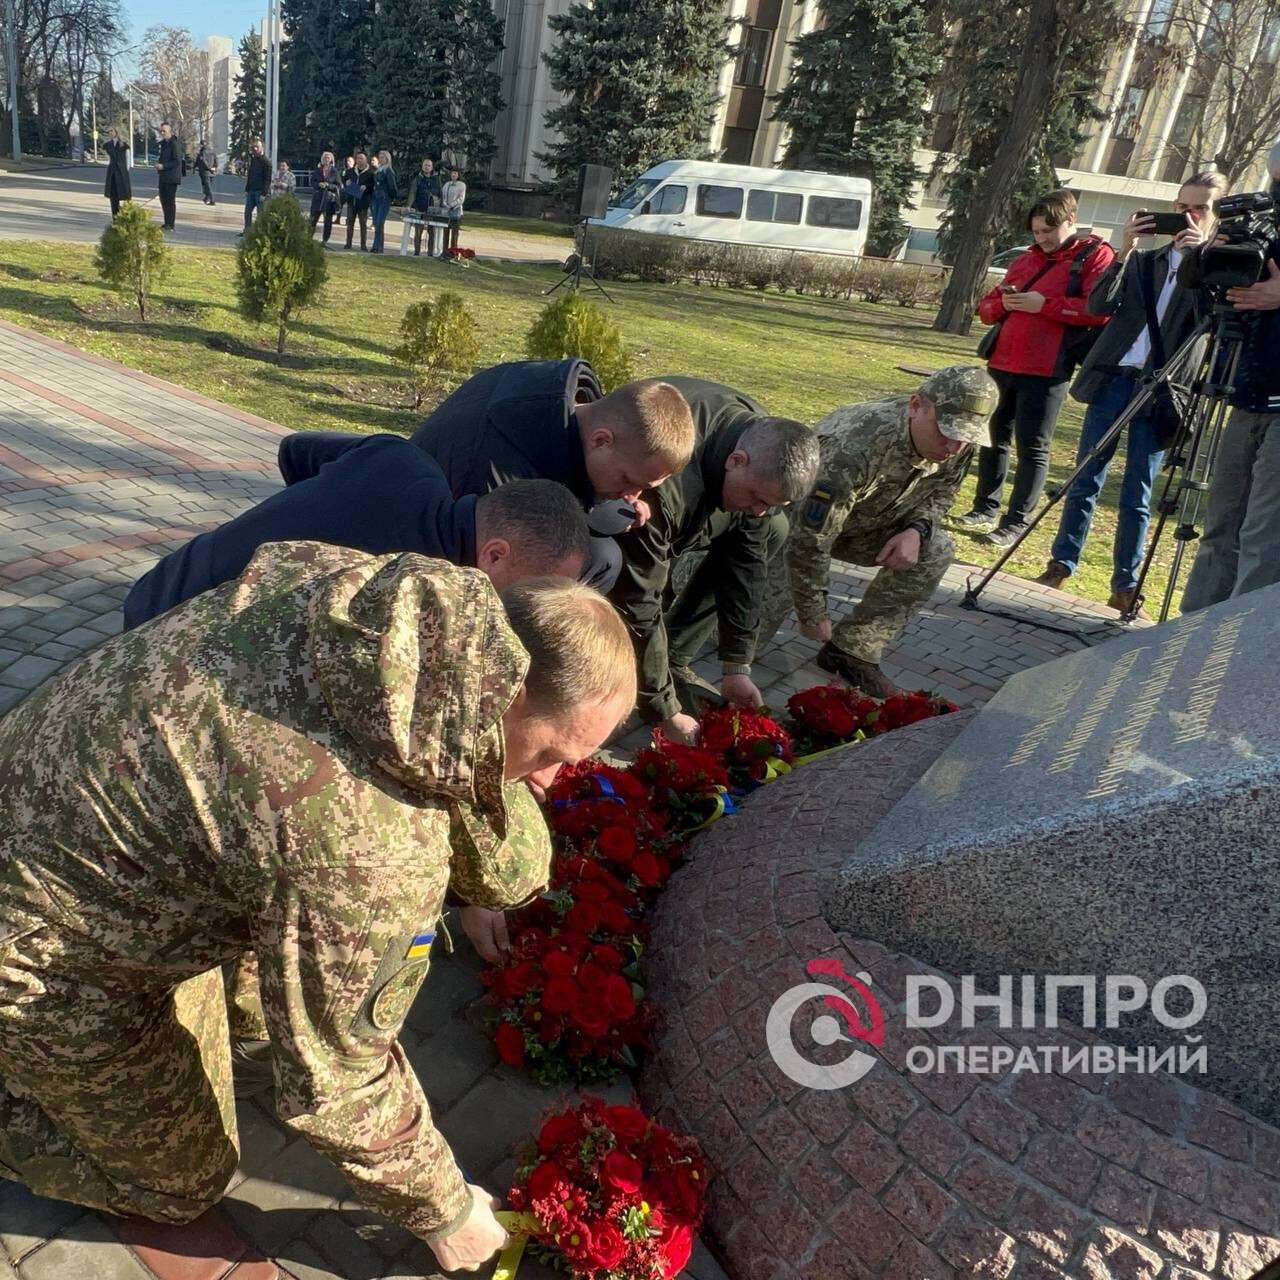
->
[0, 543, 634, 1273]
[783, 366, 998, 697]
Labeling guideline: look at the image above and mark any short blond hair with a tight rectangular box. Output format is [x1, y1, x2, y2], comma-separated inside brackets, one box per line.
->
[598, 379, 695, 473]
[500, 578, 636, 714]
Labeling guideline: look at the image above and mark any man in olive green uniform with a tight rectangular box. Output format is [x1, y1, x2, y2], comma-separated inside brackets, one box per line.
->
[0, 543, 634, 1273]
[784, 365, 998, 697]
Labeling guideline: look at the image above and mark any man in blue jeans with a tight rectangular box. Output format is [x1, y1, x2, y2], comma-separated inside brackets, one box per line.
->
[242, 138, 271, 232]
[1036, 173, 1222, 614]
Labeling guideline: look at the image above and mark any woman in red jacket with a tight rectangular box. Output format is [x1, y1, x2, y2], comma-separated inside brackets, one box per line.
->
[956, 190, 1114, 548]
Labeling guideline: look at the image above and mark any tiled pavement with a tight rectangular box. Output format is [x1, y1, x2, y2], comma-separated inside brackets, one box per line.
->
[0, 316, 1148, 1279]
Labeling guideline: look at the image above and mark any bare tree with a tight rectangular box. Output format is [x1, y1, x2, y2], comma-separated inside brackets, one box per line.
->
[139, 25, 211, 146]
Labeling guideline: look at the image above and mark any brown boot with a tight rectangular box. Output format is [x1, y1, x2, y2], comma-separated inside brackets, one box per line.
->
[815, 643, 899, 699]
[1107, 588, 1151, 621]
[1035, 560, 1072, 590]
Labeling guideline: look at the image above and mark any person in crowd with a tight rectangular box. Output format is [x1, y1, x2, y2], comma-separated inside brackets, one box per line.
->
[337, 154, 356, 227]
[0, 547, 635, 1276]
[610, 378, 818, 743]
[778, 366, 997, 698]
[154, 121, 182, 232]
[410, 359, 696, 590]
[103, 126, 131, 219]
[1037, 173, 1223, 615]
[270, 158, 296, 199]
[243, 138, 271, 232]
[440, 143, 458, 173]
[345, 151, 375, 251]
[123, 434, 592, 627]
[371, 149, 399, 254]
[309, 151, 340, 243]
[441, 166, 466, 259]
[194, 140, 217, 205]
[955, 189, 1114, 548]
[406, 157, 443, 257]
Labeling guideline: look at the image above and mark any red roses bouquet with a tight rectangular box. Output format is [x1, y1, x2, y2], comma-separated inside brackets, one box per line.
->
[872, 689, 959, 732]
[509, 1099, 708, 1279]
[485, 927, 657, 1084]
[786, 684, 880, 753]
[696, 706, 793, 789]
[629, 737, 728, 835]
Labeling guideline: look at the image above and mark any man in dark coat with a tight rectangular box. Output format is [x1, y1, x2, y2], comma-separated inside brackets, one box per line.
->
[104, 127, 131, 218]
[155, 122, 182, 231]
[195, 140, 217, 205]
[243, 139, 271, 231]
[123, 435, 592, 627]
[609, 376, 819, 742]
[344, 151, 376, 251]
[408, 359, 695, 588]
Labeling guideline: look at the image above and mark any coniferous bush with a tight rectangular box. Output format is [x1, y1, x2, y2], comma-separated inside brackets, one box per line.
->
[235, 195, 327, 355]
[396, 292, 480, 408]
[94, 203, 171, 320]
[525, 293, 634, 391]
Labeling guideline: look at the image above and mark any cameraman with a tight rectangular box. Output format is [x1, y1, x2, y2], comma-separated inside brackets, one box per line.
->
[1181, 217, 1280, 611]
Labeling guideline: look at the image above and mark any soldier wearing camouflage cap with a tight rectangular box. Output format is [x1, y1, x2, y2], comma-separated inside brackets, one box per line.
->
[780, 365, 998, 697]
[0, 544, 635, 1273]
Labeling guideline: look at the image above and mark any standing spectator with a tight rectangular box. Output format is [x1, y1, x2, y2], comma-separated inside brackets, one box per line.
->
[344, 151, 374, 251]
[338, 154, 356, 227]
[270, 158, 296, 199]
[441, 166, 466, 260]
[243, 138, 271, 232]
[955, 190, 1114, 548]
[310, 151, 340, 244]
[155, 122, 182, 232]
[440, 143, 458, 173]
[406, 157, 442, 257]
[195, 140, 217, 205]
[103, 126, 131, 219]
[1037, 174, 1222, 614]
[370, 149, 398, 254]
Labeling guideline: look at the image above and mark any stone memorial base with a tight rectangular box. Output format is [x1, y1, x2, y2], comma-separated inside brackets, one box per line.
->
[640, 718, 1280, 1280]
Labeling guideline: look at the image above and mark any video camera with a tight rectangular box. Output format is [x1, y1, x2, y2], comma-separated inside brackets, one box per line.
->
[1198, 191, 1279, 291]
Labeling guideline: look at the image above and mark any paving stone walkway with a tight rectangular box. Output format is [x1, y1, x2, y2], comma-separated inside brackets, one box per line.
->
[0, 317, 1146, 1279]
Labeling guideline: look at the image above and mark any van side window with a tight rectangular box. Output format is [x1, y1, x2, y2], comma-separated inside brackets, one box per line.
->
[649, 184, 687, 214]
[807, 196, 863, 230]
[696, 185, 743, 218]
[746, 190, 803, 224]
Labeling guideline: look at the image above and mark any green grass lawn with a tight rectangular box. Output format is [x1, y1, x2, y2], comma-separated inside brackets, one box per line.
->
[0, 237, 1174, 608]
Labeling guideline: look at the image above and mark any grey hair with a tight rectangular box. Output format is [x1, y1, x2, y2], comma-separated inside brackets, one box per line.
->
[739, 417, 820, 504]
[476, 479, 592, 575]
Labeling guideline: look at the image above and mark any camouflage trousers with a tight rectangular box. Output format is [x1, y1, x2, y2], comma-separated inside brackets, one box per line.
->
[760, 524, 954, 663]
[0, 924, 240, 1223]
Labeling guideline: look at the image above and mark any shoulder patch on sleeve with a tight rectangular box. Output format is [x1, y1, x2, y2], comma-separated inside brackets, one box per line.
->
[803, 485, 835, 532]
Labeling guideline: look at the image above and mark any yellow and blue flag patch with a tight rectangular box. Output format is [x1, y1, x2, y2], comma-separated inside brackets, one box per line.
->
[405, 931, 435, 960]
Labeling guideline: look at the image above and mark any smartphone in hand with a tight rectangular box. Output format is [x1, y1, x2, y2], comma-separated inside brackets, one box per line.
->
[1136, 211, 1191, 236]
[999, 284, 1020, 294]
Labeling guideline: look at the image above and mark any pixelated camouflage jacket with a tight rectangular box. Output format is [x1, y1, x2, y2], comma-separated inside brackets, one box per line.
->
[0, 542, 552, 1240]
[787, 397, 970, 625]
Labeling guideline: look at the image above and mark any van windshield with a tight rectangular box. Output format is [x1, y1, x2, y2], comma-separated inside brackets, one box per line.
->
[613, 178, 659, 210]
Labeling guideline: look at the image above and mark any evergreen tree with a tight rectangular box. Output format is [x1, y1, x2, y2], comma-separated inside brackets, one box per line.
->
[773, 0, 939, 257]
[231, 29, 266, 166]
[367, 0, 504, 185]
[540, 0, 733, 198]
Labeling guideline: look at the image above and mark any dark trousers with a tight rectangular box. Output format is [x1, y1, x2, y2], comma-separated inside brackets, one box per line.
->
[199, 173, 215, 203]
[444, 217, 461, 255]
[413, 221, 437, 256]
[108, 196, 122, 219]
[664, 511, 790, 697]
[973, 369, 1070, 530]
[345, 206, 368, 249]
[310, 209, 335, 242]
[243, 191, 263, 230]
[158, 181, 178, 230]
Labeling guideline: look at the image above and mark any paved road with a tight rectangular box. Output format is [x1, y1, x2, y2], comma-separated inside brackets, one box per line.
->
[0, 163, 569, 261]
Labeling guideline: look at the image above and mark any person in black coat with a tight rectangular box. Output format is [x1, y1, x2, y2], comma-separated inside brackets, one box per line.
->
[309, 150, 340, 243]
[344, 151, 375, 250]
[122, 435, 592, 627]
[337, 154, 356, 227]
[243, 139, 271, 231]
[103, 127, 131, 219]
[194, 141, 217, 205]
[154, 122, 182, 231]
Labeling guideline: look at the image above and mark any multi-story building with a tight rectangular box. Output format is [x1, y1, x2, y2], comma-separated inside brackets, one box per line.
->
[490, 0, 1279, 249]
[206, 36, 240, 167]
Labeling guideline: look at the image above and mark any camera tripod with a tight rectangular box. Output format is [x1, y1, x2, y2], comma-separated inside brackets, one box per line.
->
[962, 301, 1248, 624]
[544, 220, 614, 302]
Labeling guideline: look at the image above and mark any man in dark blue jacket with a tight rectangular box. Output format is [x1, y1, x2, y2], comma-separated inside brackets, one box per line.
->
[123, 434, 591, 628]
[408, 358, 696, 588]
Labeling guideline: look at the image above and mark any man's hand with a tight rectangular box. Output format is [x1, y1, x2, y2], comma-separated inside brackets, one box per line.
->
[875, 529, 921, 571]
[629, 497, 651, 528]
[458, 905, 510, 964]
[800, 618, 833, 643]
[1002, 291, 1046, 313]
[429, 1185, 508, 1272]
[661, 712, 701, 744]
[1228, 259, 1280, 312]
[722, 673, 764, 708]
[1121, 209, 1158, 255]
[1172, 219, 1206, 253]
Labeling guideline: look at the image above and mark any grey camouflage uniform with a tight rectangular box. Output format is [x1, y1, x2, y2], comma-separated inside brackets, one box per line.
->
[784, 367, 996, 662]
[0, 542, 551, 1243]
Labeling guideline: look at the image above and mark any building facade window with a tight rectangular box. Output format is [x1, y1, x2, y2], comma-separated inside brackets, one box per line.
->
[735, 27, 774, 87]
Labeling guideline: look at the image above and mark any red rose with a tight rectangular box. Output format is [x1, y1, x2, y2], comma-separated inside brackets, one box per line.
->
[542, 976, 578, 1014]
[495, 1022, 525, 1068]
[592, 944, 625, 970]
[597, 824, 638, 862]
[586, 1220, 627, 1270]
[576, 961, 608, 993]
[603, 1104, 649, 1142]
[565, 901, 602, 935]
[631, 851, 663, 886]
[537, 1110, 583, 1153]
[527, 1159, 572, 1203]
[542, 950, 577, 979]
[603, 973, 636, 1020]
[658, 1221, 695, 1277]
[570, 1002, 611, 1039]
[601, 1149, 644, 1195]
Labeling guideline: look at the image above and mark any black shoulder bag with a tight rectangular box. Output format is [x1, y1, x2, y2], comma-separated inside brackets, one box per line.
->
[1060, 238, 1107, 373]
[1139, 251, 1184, 449]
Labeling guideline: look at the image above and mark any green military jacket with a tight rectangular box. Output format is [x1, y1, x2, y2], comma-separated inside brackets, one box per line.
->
[787, 396, 970, 625]
[0, 542, 550, 1240]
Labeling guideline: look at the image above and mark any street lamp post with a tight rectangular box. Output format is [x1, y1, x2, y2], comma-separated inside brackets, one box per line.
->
[263, 0, 281, 169]
[3, 0, 21, 162]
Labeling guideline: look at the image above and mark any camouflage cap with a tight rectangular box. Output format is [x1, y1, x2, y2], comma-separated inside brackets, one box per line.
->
[919, 365, 998, 446]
